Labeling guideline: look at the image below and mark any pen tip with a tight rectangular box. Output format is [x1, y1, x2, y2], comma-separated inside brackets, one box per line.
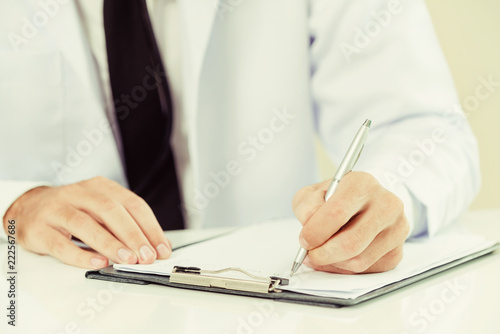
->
[289, 271, 294, 277]
[364, 119, 372, 128]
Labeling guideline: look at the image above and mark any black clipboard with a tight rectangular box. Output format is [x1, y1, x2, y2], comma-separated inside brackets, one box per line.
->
[85, 242, 500, 308]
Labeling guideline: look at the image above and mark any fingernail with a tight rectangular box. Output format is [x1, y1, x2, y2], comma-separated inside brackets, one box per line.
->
[156, 243, 171, 259]
[117, 248, 133, 263]
[91, 257, 108, 269]
[299, 235, 310, 249]
[139, 245, 155, 262]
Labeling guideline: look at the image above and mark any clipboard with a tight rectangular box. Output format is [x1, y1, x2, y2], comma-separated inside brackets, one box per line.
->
[85, 242, 500, 308]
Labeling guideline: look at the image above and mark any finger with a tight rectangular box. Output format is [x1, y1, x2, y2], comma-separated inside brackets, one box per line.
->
[303, 257, 356, 275]
[292, 182, 328, 225]
[299, 173, 373, 249]
[56, 207, 138, 264]
[362, 245, 404, 273]
[67, 184, 157, 264]
[304, 245, 404, 274]
[307, 201, 399, 265]
[325, 223, 407, 273]
[43, 227, 109, 269]
[106, 183, 172, 259]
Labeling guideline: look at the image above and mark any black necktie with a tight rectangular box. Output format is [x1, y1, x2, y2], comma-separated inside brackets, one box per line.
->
[103, 0, 184, 230]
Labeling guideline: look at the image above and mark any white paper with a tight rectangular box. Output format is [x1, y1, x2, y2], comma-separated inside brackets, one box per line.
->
[114, 219, 496, 299]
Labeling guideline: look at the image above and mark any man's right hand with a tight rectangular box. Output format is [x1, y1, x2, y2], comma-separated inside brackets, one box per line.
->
[2, 176, 173, 269]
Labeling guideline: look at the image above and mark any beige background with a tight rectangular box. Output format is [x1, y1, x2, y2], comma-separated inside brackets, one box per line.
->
[316, 0, 500, 209]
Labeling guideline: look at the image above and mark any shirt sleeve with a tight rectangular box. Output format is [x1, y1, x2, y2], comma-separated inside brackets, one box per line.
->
[309, 0, 481, 237]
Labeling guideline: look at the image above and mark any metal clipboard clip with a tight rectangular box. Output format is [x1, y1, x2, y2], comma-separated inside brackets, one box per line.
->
[170, 266, 289, 294]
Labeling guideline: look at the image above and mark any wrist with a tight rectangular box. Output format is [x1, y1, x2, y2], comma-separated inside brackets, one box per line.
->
[2, 186, 50, 235]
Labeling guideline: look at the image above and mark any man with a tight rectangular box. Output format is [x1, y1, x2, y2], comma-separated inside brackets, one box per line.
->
[0, 0, 479, 273]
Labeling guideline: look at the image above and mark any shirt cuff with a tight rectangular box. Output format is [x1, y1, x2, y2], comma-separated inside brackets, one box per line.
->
[0, 181, 51, 241]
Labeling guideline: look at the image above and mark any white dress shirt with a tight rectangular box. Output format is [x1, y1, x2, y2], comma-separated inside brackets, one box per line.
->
[0, 0, 480, 242]
[0, 0, 423, 236]
[74, 0, 422, 234]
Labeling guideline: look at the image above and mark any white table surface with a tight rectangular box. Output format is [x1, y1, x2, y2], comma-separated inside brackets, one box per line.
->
[1, 210, 499, 334]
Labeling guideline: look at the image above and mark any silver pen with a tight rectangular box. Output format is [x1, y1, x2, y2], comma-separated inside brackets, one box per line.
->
[289, 119, 372, 277]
